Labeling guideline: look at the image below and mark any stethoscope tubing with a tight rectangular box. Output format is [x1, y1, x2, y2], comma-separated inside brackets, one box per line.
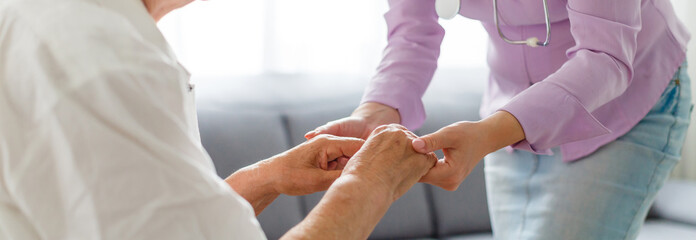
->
[436, 0, 552, 48]
[493, 0, 551, 47]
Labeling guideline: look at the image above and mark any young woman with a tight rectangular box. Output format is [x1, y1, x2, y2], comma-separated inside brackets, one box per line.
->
[306, 0, 692, 239]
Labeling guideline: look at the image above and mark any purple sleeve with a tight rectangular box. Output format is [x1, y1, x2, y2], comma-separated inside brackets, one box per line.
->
[361, 0, 445, 130]
[500, 0, 641, 153]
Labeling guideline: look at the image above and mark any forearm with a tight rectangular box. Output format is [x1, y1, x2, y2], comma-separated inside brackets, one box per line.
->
[281, 175, 392, 240]
[477, 111, 526, 154]
[225, 160, 280, 215]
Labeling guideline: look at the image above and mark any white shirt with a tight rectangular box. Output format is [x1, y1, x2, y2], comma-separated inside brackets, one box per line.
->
[0, 0, 266, 239]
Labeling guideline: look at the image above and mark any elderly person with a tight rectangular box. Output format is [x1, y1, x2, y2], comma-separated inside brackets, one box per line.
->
[0, 0, 437, 239]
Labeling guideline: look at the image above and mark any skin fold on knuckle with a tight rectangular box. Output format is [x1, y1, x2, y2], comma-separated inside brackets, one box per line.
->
[403, 130, 418, 139]
[387, 123, 408, 131]
[344, 137, 366, 147]
[310, 134, 331, 145]
[368, 127, 396, 144]
[373, 124, 391, 133]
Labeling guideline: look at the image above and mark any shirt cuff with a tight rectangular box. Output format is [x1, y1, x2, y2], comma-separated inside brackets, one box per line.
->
[500, 81, 611, 154]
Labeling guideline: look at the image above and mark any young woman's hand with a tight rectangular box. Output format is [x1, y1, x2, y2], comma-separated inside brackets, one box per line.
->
[304, 102, 401, 140]
[412, 111, 525, 191]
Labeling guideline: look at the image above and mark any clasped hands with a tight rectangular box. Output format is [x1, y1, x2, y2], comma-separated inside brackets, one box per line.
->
[305, 102, 525, 191]
[226, 123, 438, 216]
[228, 102, 522, 220]
[226, 102, 523, 239]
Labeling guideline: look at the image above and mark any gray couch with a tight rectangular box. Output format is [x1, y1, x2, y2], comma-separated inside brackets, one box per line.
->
[194, 70, 696, 239]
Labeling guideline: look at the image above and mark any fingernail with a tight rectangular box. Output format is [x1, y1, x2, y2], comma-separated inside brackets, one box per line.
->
[412, 139, 426, 151]
[304, 130, 316, 137]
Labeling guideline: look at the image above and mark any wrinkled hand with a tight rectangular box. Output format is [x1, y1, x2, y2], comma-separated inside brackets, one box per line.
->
[305, 102, 401, 140]
[342, 124, 437, 201]
[266, 135, 365, 196]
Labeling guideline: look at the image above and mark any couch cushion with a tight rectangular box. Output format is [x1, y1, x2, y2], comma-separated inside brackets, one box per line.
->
[637, 220, 696, 240]
[442, 233, 494, 240]
[197, 105, 304, 240]
[285, 103, 436, 239]
[651, 181, 696, 226]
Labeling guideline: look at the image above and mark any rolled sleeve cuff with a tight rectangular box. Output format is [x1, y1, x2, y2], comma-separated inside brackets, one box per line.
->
[500, 82, 611, 154]
[361, 88, 426, 130]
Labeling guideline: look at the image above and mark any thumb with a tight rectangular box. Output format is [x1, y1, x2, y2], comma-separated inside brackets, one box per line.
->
[305, 118, 367, 140]
[305, 123, 341, 140]
[412, 130, 453, 153]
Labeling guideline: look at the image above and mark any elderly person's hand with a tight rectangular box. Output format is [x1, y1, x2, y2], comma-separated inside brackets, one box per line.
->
[226, 135, 364, 214]
[283, 124, 437, 239]
[267, 135, 365, 196]
[340, 124, 438, 200]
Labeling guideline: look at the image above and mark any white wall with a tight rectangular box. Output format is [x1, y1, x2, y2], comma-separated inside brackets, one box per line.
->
[157, 1, 491, 79]
[671, 0, 696, 180]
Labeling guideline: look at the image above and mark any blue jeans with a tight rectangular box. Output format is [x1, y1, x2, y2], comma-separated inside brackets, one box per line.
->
[485, 61, 693, 240]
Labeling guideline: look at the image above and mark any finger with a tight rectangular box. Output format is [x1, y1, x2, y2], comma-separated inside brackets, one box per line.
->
[336, 157, 350, 170]
[419, 158, 461, 191]
[367, 123, 410, 140]
[327, 160, 339, 171]
[305, 123, 338, 139]
[412, 128, 455, 153]
[419, 158, 449, 182]
[386, 124, 419, 139]
[319, 156, 329, 170]
[322, 137, 366, 160]
[304, 126, 329, 139]
[388, 123, 409, 131]
[419, 159, 454, 186]
[305, 119, 363, 139]
[403, 130, 418, 139]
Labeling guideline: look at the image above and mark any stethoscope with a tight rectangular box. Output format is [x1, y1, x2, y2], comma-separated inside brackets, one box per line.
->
[435, 0, 551, 47]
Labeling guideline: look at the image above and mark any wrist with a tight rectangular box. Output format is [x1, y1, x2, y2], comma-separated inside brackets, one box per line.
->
[256, 158, 283, 196]
[476, 111, 525, 154]
[225, 160, 280, 206]
[332, 174, 394, 206]
[288, 173, 394, 239]
[353, 102, 401, 125]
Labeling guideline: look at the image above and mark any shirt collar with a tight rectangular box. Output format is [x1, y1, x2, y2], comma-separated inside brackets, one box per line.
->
[95, 0, 177, 60]
[94, 0, 190, 78]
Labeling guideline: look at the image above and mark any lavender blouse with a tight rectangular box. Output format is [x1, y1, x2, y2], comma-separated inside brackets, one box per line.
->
[362, 0, 690, 161]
